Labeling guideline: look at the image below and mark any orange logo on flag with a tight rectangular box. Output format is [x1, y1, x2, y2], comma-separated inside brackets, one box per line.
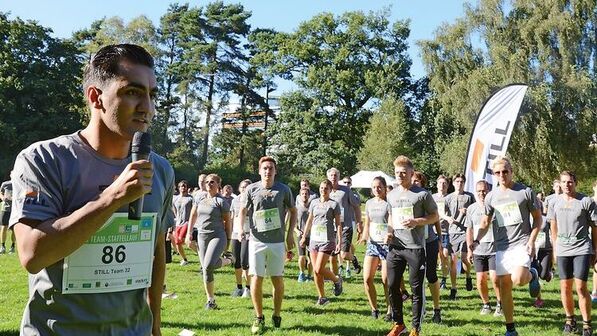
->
[471, 139, 485, 173]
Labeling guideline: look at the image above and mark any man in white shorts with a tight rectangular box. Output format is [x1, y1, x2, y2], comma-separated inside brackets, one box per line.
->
[471, 156, 542, 336]
[240, 156, 297, 334]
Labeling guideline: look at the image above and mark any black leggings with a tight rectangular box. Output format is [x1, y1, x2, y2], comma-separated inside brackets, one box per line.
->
[532, 248, 553, 280]
[387, 247, 426, 331]
[425, 239, 439, 284]
[232, 238, 249, 270]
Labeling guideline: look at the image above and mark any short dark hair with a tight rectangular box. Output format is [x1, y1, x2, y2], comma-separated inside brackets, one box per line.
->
[83, 44, 154, 91]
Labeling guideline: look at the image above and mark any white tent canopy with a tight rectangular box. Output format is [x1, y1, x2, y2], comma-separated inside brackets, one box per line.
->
[347, 170, 396, 188]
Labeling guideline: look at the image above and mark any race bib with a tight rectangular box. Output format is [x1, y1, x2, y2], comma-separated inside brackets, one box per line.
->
[370, 222, 388, 243]
[437, 201, 445, 218]
[392, 206, 414, 230]
[234, 215, 250, 233]
[536, 232, 546, 248]
[62, 213, 157, 294]
[254, 208, 282, 232]
[311, 223, 328, 242]
[473, 222, 494, 243]
[495, 201, 523, 227]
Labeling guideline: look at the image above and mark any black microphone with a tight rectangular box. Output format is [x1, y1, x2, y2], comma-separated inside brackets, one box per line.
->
[129, 131, 151, 220]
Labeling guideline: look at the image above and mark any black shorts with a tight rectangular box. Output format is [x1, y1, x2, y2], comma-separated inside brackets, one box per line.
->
[341, 226, 353, 253]
[298, 234, 310, 257]
[0, 211, 9, 226]
[557, 255, 591, 281]
[473, 254, 496, 272]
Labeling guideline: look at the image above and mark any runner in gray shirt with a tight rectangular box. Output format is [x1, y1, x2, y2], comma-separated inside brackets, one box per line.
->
[548, 171, 597, 335]
[9, 44, 174, 336]
[187, 174, 232, 310]
[465, 180, 501, 316]
[327, 168, 362, 277]
[385, 156, 438, 336]
[445, 173, 475, 298]
[0, 177, 14, 254]
[300, 180, 343, 306]
[433, 175, 451, 290]
[171, 180, 193, 265]
[472, 156, 542, 336]
[295, 187, 313, 282]
[239, 156, 297, 334]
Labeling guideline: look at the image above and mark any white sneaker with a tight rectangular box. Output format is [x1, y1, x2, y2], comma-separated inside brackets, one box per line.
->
[0, 246, 5, 254]
[180, 259, 189, 266]
[231, 288, 244, 297]
[242, 287, 251, 298]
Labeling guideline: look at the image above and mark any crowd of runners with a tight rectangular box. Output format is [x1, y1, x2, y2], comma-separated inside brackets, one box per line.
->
[164, 154, 597, 336]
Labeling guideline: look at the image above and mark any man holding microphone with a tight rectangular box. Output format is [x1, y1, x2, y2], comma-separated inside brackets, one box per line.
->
[10, 44, 174, 335]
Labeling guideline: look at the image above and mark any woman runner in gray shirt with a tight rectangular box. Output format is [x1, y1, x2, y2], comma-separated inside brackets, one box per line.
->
[300, 179, 343, 306]
[186, 173, 232, 310]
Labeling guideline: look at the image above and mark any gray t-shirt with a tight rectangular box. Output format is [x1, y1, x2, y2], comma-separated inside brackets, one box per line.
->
[192, 193, 230, 235]
[465, 202, 496, 256]
[484, 182, 537, 252]
[547, 193, 597, 257]
[446, 191, 475, 235]
[544, 193, 558, 214]
[329, 185, 359, 228]
[308, 198, 340, 243]
[243, 181, 294, 243]
[365, 198, 391, 244]
[296, 199, 311, 233]
[387, 185, 437, 249]
[173, 194, 193, 226]
[433, 192, 449, 235]
[1, 180, 13, 213]
[9, 132, 174, 336]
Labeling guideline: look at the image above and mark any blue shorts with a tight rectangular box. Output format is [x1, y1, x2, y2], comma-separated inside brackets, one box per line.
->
[365, 242, 389, 260]
[441, 234, 450, 250]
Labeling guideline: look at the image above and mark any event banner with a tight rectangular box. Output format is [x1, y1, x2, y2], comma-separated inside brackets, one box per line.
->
[62, 213, 157, 294]
[464, 84, 528, 193]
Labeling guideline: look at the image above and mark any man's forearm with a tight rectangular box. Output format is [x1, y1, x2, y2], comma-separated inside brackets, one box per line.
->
[14, 192, 123, 274]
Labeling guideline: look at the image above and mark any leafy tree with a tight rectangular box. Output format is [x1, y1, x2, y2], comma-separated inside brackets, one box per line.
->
[0, 13, 85, 178]
[420, 0, 597, 187]
[252, 9, 413, 176]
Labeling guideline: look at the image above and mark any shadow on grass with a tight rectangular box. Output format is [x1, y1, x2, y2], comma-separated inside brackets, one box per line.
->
[162, 320, 246, 331]
[0, 330, 18, 336]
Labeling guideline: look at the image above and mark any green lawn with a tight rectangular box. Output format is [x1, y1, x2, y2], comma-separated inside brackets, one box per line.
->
[0, 246, 584, 336]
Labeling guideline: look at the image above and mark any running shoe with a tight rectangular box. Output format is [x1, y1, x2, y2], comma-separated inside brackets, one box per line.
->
[386, 323, 408, 336]
[494, 305, 503, 317]
[204, 300, 217, 310]
[480, 304, 492, 315]
[371, 310, 380, 319]
[8, 246, 15, 254]
[545, 270, 553, 282]
[449, 288, 457, 300]
[222, 251, 236, 266]
[272, 315, 281, 328]
[251, 317, 265, 335]
[345, 267, 352, 279]
[533, 298, 544, 308]
[408, 330, 419, 336]
[352, 257, 362, 274]
[231, 287, 244, 297]
[504, 330, 518, 336]
[431, 310, 442, 323]
[466, 277, 473, 291]
[582, 327, 593, 336]
[0, 246, 5, 254]
[316, 297, 330, 306]
[180, 259, 188, 266]
[297, 272, 307, 282]
[333, 276, 343, 296]
[242, 287, 251, 298]
[338, 265, 345, 277]
[529, 267, 541, 298]
[384, 313, 393, 322]
[439, 278, 447, 290]
[563, 323, 577, 334]
[592, 292, 597, 303]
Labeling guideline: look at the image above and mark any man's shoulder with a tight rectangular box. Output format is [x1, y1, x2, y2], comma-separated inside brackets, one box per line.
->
[17, 132, 80, 160]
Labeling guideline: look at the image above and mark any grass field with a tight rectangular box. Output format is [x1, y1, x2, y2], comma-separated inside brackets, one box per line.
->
[0, 245, 586, 336]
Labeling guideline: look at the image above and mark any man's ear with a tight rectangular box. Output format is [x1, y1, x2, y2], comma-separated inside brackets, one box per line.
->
[86, 86, 103, 109]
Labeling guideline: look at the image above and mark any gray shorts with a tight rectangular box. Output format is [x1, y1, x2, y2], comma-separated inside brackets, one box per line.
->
[309, 241, 336, 255]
